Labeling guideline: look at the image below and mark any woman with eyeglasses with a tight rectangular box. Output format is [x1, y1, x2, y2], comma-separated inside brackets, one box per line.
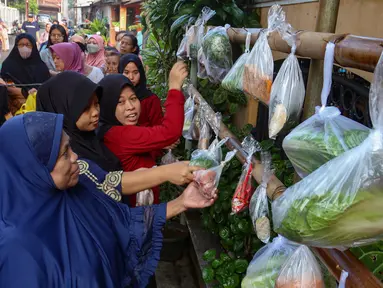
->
[40, 24, 68, 75]
[0, 33, 50, 115]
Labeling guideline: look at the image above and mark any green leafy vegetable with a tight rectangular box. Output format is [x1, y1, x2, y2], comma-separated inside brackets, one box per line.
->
[203, 266, 215, 283]
[203, 249, 217, 262]
[283, 129, 369, 176]
[189, 156, 218, 169]
[222, 53, 249, 93]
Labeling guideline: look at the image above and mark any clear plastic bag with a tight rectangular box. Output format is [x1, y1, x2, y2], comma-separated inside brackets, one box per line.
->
[231, 136, 262, 214]
[136, 189, 154, 206]
[190, 137, 229, 169]
[198, 108, 212, 149]
[194, 150, 237, 199]
[182, 96, 195, 140]
[275, 245, 324, 288]
[192, 7, 216, 62]
[222, 32, 251, 93]
[243, 5, 285, 105]
[282, 42, 370, 178]
[199, 25, 233, 83]
[249, 151, 272, 243]
[272, 51, 383, 248]
[268, 23, 305, 139]
[242, 235, 299, 288]
[177, 24, 197, 60]
[191, 103, 201, 140]
[161, 149, 178, 165]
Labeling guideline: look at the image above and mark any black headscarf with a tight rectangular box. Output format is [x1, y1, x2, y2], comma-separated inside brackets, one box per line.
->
[1, 33, 50, 90]
[36, 71, 122, 172]
[97, 74, 135, 139]
[118, 53, 152, 101]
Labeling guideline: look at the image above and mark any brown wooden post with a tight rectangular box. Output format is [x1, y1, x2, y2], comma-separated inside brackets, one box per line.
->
[119, 5, 127, 31]
[302, 0, 341, 120]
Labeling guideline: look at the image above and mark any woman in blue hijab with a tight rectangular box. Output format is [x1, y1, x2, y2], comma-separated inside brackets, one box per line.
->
[0, 112, 217, 287]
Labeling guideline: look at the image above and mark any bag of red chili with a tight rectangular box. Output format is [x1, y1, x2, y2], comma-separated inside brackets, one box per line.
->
[231, 136, 261, 214]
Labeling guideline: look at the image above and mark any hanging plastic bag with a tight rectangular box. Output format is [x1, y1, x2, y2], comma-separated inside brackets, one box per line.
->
[282, 42, 370, 178]
[199, 25, 233, 83]
[182, 95, 195, 140]
[161, 149, 178, 165]
[191, 103, 201, 140]
[176, 17, 198, 60]
[136, 189, 154, 206]
[198, 108, 212, 149]
[231, 136, 261, 214]
[190, 137, 229, 169]
[249, 151, 272, 243]
[194, 150, 237, 199]
[242, 235, 299, 288]
[243, 5, 285, 105]
[272, 51, 383, 248]
[275, 245, 324, 288]
[222, 32, 251, 93]
[268, 23, 305, 139]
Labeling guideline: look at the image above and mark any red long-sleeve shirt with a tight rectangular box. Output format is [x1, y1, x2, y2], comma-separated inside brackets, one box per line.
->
[103, 89, 185, 206]
[138, 94, 165, 159]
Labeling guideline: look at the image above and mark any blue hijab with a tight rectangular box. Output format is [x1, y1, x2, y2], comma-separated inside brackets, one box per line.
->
[0, 112, 166, 287]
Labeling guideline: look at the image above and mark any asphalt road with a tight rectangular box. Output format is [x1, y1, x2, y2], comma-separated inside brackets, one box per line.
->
[0, 33, 15, 64]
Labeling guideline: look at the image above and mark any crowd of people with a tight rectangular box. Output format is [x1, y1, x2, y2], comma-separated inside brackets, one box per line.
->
[0, 21, 217, 287]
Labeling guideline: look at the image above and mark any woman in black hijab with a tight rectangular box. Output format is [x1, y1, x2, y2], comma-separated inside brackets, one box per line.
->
[36, 71, 198, 201]
[36, 70, 121, 172]
[1, 33, 50, 97]
[118, 53, 163, 127]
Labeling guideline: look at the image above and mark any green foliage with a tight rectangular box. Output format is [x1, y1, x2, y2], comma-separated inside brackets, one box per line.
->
[81, 18, 109, 39]
[9, 0, 39, 15]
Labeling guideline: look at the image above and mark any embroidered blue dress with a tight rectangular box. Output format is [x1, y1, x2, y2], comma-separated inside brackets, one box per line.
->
[0, 112, 165, 288]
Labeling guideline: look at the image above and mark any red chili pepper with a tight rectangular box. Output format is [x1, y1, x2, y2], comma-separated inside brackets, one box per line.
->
[232, 162, 254, 214]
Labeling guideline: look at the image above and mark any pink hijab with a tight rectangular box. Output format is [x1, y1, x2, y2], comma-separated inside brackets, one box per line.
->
[85, 35, 105, 68]
[50, 42, 84, 73]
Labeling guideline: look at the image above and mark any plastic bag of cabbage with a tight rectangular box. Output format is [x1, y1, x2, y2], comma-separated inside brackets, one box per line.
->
[198, 25, 233, 83]
[242, 236, 298, 288]
[283, 43, 369, 178]
[272, 51, 383, 248]
[221, 32, 251, 93]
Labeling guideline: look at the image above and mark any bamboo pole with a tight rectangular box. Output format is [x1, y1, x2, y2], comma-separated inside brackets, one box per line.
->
[187, 84, 382, 287]
[225, 30, 383, 73]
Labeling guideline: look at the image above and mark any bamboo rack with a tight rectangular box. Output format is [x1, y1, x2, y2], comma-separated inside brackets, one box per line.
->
[188, 85, 382, 287]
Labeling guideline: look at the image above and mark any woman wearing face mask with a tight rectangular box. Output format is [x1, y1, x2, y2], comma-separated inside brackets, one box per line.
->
[0, 33, 50, 115]
[98, 62, 187, 207]
[40, 24, 68, 75]
[115, 30, 127, 52]
[50, 42, 104, 83]
[0, 112, 217, 287]
[86, 34, 106, 72]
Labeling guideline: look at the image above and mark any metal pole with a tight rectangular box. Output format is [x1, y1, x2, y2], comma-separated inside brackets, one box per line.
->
[302, 0, 341, 120]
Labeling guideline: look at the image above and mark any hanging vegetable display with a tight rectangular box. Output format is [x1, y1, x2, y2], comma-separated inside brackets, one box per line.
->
[198, 25, 233, 83]
[242, 235, 298, 288]
[272, 51, 383, 248]
[282, 42, 370, 178]
[198, 107, 212, 149]
[182, 95, 195, 140]
[161, 149, 178, 165]
[243, 5, 285, 105]
[221, 32, 251, 93]
[194, 150, 237, 199]
[275, 245, 324, 288]
[231, 136, 261, 214]
[268, 22, 305, 139]
[249, 151, 273, 243]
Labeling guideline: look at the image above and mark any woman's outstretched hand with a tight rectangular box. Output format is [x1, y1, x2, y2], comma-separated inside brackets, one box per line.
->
[181, 182, 218, 210]
[166, 182, 218, 219]
[165, 161, 203, 186]
[168, 61, 188, 91]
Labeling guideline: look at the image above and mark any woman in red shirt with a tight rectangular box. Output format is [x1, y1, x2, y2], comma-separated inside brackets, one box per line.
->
[98, 62, 188, 206]
[118, 53, 162, 127]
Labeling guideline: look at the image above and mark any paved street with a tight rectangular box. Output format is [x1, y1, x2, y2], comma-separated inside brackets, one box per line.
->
[0, 33, 15, 64]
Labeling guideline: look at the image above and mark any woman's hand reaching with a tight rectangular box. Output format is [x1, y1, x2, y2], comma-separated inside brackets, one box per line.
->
[168, 61, 188, 91]
[165, 161, 203, 186]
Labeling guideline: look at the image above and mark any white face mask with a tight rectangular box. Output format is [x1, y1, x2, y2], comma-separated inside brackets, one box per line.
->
[18, 46, 32, 59]
[87, 43, 100, 54]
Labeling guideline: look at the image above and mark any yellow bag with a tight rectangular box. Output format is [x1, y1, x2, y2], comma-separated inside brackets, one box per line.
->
[15, 92, 36, 116]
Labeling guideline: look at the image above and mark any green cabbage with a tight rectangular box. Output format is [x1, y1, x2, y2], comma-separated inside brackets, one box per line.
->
[283, 129, 369, 176]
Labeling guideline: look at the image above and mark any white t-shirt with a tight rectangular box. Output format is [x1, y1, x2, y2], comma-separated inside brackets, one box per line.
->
[87, 67, 104, 83]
